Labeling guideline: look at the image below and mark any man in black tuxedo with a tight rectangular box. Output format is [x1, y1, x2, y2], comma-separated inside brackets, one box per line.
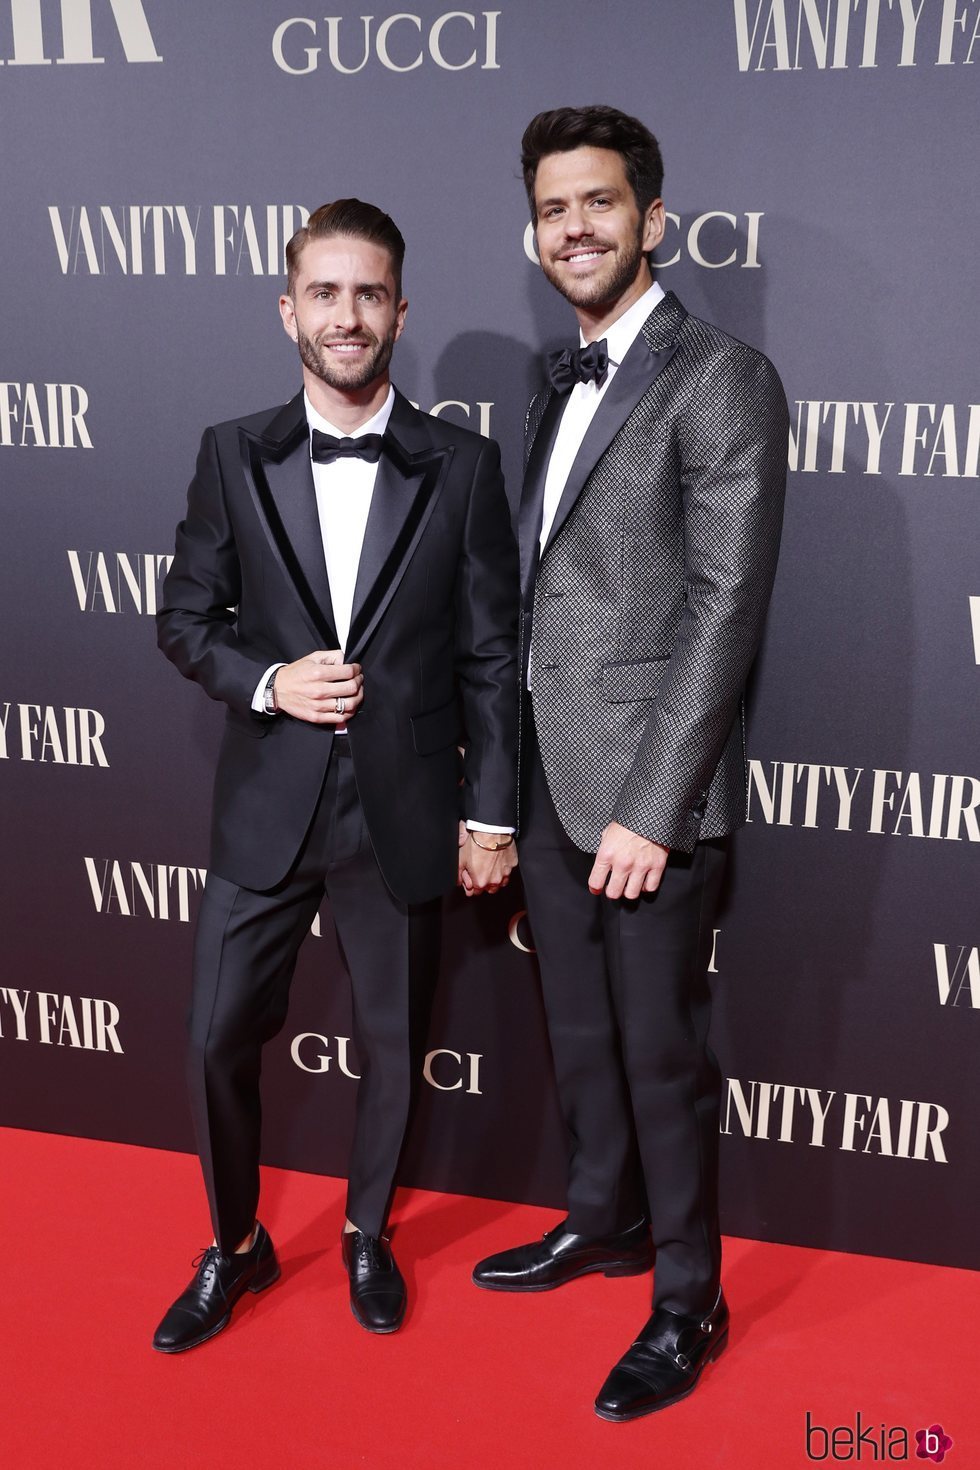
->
[473, 108, 787, 1419]
[153, 199, 518, 1350]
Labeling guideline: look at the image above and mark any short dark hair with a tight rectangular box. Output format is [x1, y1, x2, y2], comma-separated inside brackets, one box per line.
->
[520, 106, 664, 223]
[285, 198, 405, 296]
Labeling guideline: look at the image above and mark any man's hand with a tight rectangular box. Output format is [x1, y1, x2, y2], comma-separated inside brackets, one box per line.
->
[588, 821, 669, 900]
[457, 821, 518, 897]
[272, 650, 364, 725]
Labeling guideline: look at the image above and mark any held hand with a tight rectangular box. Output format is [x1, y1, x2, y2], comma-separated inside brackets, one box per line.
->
[457, 821, 518, 897]
[273, 650, 364, 726]
[587, 822, 669, 900]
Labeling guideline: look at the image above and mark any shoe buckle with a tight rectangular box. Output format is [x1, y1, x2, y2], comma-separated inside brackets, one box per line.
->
[675, 1351, 691, 1371]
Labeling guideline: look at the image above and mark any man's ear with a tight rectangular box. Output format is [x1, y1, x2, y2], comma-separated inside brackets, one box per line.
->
[279, 293, 298, 342]
[642, 200, 666, 254]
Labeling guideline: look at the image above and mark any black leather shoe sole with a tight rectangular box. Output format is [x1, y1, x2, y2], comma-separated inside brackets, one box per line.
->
[472, 1253, 653, 1293]
[593, 1328, 729, 1421]
[348, 1296, 406, 1335]
[152, 1256, 282, 1355]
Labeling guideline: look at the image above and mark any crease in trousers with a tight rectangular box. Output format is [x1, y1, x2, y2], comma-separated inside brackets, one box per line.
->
[186, 736, 440, 1250]
[519, 727, 727, 1315]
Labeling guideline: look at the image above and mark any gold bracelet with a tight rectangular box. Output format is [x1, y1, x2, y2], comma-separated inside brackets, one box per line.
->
[469, 832, 514, 851]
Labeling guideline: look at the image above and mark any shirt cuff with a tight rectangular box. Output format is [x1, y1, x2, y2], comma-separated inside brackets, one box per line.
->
[466, 821, 516, 834]
[251, 663, 286, 713]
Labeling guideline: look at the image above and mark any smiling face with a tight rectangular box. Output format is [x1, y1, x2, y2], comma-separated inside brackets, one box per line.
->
[532, 146, 664, 332]
[279, 234, 407, 409]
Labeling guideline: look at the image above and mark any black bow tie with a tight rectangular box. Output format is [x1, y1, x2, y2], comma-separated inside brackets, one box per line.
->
[310, 429, 385, 465]
[547, 338, 610, 394]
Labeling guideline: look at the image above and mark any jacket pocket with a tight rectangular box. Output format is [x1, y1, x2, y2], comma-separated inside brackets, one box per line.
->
[410, 698, 460, 755]
[225, 708, 269, 739]
[601, 657, 669, 703]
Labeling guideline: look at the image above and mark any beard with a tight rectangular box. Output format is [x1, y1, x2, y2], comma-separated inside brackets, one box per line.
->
[296, 321, 397, 393]
[541, 228, 647, 311]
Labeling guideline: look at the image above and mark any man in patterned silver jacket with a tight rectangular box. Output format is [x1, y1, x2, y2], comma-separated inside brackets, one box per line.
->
[473, 106, 788, 1421]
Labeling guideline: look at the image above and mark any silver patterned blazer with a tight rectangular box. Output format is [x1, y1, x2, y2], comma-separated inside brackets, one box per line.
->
[520, 289, 788, 854]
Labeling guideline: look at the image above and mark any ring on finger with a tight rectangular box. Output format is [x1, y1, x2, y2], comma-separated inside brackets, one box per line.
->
[335, 696, 346, 715]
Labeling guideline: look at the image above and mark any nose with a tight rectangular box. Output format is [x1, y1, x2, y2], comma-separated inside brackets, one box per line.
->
[563, 206, 593, 240]
[330, 291, 362, 334]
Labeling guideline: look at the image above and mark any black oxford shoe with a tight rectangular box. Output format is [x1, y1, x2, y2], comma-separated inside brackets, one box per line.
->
[342, 1230, 406, 1334]
[594, 1290, 729, 1421]
[472, 1218, 653, 1292]
[152, 1222, 280, 1354]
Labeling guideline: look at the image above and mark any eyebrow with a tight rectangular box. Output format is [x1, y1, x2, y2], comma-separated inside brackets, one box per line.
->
[537, 185, 625, 209]
[304, 278, 390, 296]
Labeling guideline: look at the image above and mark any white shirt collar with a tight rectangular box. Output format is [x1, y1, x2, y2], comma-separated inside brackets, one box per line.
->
[303, 384, 395, 441]
[579, 279, 666, 365]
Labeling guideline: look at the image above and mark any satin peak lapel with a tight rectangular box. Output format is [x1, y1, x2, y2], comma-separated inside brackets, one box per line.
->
[345, 404, 453, 662]
[239, 395, 339, 650]
[541, 326, 679, 559]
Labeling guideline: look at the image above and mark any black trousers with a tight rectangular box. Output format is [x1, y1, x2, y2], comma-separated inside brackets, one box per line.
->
[519, 732, 727, 1315]
[186, 739, 440, 1251]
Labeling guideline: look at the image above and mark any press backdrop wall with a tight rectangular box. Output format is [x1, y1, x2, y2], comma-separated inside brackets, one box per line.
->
[2, 0, 977, 1270]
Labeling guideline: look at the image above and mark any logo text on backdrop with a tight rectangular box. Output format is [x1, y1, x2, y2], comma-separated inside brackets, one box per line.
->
[733, 0, 980, 70]
[272, 11, 500, 73]
[0, 0, 161, 65]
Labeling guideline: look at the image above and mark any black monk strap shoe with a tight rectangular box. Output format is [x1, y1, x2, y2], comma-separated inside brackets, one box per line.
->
[151, 1222, 280, 1354]
[342, 1229, 406, 1334]
[472, 1217, 653, 1292]
[594, 1290, 730, 1421]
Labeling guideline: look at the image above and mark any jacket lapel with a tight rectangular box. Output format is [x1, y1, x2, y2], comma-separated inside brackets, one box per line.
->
[518, 389, 564, 606]
[345, 391, 454, 662]
[541, 290, 687, 559]
[238, 391, 339, 649]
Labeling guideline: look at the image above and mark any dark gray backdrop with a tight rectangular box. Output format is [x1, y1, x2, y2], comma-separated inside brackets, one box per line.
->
[1, 0, 977, 1270]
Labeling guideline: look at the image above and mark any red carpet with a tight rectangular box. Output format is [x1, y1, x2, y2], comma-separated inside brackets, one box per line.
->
[2, 1127, 976, 1469]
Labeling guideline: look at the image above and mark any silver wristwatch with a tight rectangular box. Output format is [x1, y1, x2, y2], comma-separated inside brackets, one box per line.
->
[262, 669, 279, 716]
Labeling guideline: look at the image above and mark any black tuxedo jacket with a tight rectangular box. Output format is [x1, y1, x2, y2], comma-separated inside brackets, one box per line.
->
[520, 291, 788, 854]
[158, 389, 518, 901]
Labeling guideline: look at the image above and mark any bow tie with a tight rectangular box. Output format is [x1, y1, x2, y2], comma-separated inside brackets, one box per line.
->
[547, 338, 610, 394]
[310, 429, 385, 465]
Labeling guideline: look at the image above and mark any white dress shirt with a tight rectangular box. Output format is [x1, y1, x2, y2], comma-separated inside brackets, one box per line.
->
[307, 387, 394, 653]
[538, 279, 665, 557]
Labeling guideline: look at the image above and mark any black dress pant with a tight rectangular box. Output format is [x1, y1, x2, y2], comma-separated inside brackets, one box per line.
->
[186, 738, 440, 1251]
[519, 732, 727, 1315]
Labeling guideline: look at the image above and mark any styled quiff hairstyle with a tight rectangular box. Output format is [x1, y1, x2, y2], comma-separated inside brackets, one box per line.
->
[285, 198, 405, 297]
[520, 106, 664, 223]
